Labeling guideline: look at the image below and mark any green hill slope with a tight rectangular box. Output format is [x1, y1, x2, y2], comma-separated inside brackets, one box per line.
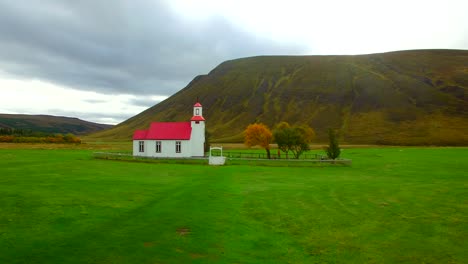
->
[0, 114, 112, 135]
[90, 49, 468, 145]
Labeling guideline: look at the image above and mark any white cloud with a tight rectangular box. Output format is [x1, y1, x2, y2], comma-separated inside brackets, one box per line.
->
[167, 0, 468, 54]
[0, 75, 166, 124]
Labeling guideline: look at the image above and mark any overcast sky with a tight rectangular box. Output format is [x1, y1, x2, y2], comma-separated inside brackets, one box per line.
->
[0, 0, 466, 124]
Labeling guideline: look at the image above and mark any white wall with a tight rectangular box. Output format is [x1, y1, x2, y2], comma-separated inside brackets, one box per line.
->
[133, 140, 149, 156]
[209, 156, 226, 165]
[190, 121, 205, 156]
[133, 140, 191, 158]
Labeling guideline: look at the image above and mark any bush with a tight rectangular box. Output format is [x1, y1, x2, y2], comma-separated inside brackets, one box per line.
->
[0, 135, 15, 142]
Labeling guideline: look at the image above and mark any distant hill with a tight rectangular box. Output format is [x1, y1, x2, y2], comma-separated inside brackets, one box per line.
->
[0, 114, 113, 135]
[89, 49, 468, 145]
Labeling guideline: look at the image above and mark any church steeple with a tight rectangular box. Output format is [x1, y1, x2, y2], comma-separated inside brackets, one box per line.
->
[191, 101, 205, 122]
[190, 100, 205, 157]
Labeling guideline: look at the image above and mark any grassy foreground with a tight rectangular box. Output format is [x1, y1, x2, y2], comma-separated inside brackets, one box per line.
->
[0, 147, 467, 263]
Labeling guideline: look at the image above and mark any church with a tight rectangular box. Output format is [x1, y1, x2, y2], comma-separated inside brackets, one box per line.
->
[132, 102, 205, 158]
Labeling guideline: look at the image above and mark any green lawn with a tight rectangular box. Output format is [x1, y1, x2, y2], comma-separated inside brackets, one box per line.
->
[0, 147, 466, 263]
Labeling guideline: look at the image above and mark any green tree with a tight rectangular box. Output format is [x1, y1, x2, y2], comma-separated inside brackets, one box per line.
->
[273, 122, 293, 158]
[64, 133, 81, 143]
[244, 123, 273, 159]
[0, 128, 13, 135]
[325, 128, 341, 160]
[274, 122, 315, 159]
[64, 133, 74, 142]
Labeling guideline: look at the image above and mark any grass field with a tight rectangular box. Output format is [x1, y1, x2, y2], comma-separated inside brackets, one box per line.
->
[0, 146, 467, 263]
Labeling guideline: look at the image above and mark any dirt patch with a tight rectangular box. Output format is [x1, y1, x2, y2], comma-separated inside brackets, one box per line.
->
[177, 227, 191, 236]
[143, 242, 155, 247]
[190, 253, 205, 259]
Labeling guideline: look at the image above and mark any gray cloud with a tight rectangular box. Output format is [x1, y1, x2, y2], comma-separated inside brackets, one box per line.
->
[82, 99, 108, 104]
[0, 0, 306, 96]
[46, 108, 130, 125]
[126, 97, 164, 108]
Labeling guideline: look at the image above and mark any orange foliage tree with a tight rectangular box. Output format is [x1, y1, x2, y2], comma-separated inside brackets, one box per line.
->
[244, 123, 273, 159]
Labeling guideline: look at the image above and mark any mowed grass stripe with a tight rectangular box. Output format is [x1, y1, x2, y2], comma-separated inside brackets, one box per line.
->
[0, 147, 467, 263]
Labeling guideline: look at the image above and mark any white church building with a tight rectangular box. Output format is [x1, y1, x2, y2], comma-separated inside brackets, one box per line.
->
[132, 102, 205, 158]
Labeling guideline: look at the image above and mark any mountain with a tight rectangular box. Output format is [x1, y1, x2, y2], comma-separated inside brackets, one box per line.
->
[0, 114, 113, 135]
[90, 49, 468, 145]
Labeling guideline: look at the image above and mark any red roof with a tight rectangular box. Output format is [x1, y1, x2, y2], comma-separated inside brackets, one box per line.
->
[133, 130, 148, 140]
[190, 115, 205, 121]
[132, 122, 192, 140]
[194, 102, 202, 107]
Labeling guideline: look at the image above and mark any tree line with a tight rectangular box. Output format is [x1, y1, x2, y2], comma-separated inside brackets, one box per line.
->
[244, 122, 340, 160]
[0, 128, 81, 143]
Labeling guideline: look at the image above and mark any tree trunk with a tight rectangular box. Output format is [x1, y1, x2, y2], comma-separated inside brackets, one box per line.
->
[266, 148, 271, 159]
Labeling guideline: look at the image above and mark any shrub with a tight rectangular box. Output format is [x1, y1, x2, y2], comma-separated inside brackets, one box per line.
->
[325, 128, 341, 160]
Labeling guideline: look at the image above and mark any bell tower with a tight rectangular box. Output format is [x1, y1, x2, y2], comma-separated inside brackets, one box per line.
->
[190, 101, 205, 156]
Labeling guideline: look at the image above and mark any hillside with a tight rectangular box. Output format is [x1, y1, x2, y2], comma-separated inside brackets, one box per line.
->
[0, 114, 112, 135]
[90, 49, 468, 145]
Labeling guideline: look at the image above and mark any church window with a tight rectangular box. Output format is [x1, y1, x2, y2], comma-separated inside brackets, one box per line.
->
[156, 141, 161, 153]
[176, 141, 181, 153]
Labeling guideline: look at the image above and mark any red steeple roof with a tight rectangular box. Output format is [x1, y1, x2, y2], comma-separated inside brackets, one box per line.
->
[194, 102, 202, 107]
[132, 122, 192, 140]
[190, 115, 205, 121]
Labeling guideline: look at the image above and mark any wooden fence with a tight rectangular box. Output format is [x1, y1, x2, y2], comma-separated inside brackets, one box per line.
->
[93, 152, 352, 166]
[221, 151, 327, 160]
